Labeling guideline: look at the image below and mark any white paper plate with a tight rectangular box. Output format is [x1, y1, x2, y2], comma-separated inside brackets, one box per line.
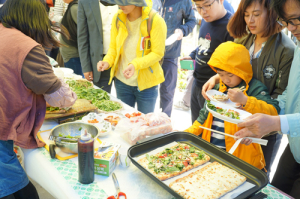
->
[206, 89, 239, 108]
[60, 67, 74, 75]
[81, 113, 112, 137]
[206, 100, 252, 124]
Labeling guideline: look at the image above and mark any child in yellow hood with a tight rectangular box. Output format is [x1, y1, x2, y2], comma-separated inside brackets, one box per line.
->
[185, 41, 280, 170]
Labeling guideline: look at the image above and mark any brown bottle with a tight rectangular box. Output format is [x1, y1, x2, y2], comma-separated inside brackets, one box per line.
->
[78, 130, 94, 184]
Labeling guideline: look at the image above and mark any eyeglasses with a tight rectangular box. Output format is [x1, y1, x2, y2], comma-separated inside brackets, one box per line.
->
[277, 16, 300, 27]
[196, 0, 216, 12]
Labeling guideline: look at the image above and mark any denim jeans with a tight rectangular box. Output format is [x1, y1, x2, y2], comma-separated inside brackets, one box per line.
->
[64, 57, 84, 77]
[114, 78, 158, 114]
[0, 141, 29, 198]
[159, 58, 178, 117]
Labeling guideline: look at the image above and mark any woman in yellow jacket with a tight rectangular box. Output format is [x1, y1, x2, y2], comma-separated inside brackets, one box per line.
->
[185, 42, 280, 170]
[97, 0, 167, 114]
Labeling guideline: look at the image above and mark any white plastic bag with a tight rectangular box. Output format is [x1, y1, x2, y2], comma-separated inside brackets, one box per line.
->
[115, 112, 172, 145]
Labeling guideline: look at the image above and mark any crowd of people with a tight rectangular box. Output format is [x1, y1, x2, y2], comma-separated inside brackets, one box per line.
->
[0, 0, 300, 198]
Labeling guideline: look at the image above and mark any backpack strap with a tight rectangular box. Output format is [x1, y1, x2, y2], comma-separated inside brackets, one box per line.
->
[116, 10, 156, 36]
[147, 9, 157, 36]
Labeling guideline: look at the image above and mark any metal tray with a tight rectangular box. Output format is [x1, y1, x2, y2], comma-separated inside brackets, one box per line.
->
[128, 132, 268, 199]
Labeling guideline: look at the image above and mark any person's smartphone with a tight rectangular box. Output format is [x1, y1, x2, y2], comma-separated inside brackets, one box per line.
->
[180, 60, 194, 70]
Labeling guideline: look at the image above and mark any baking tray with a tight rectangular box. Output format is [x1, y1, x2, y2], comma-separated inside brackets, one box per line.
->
[128, 132, 268, 199]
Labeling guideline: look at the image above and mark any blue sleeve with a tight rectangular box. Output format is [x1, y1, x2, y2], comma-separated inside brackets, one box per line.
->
[277, 88, 287, 115]
[178, 0, 197, 36]
[287, 114, 300, 164]
[224, 0, 235, 14]
[189, 47, 199, 60]
[286, 113, 300, 137]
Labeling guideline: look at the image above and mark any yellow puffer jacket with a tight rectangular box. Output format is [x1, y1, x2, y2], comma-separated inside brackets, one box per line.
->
[103, 0, 167, 91]
[186, 42, 279, 170]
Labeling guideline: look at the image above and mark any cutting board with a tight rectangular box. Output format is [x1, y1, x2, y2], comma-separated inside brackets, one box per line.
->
[45, 99, 97, 120]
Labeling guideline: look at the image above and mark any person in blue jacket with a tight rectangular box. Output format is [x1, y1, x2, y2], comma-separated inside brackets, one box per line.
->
[235, 2, 300, 197]
[152, 0, 197, 117]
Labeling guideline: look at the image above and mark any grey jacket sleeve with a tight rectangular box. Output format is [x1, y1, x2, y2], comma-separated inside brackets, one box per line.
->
[77, 1, 92, 73]
[178, 0, 196, 36]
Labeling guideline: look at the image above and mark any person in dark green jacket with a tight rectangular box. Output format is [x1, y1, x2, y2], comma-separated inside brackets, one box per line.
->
[202, 0, 295, 179]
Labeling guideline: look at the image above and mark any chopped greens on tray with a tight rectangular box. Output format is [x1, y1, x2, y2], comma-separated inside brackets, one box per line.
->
[66, 80, 121, 112]
[46, 107, 60, 111]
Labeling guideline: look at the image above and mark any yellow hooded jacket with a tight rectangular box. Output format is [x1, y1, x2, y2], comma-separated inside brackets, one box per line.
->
[103, 0, 167, 91]
[186, 42, 280, 170]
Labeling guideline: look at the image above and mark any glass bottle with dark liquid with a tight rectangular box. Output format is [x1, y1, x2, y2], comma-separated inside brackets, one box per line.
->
[78, 130, 94, 184]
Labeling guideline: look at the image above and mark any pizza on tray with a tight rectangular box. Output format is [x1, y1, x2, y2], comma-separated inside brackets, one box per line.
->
[169, 162, 247, 199]
[138, 143, 210, 181]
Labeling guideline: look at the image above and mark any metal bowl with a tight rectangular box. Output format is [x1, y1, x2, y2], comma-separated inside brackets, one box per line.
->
[50, 122, 99, 154]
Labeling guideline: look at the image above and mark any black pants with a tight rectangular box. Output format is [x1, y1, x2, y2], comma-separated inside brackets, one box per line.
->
[271, 145, 300, 199]
[94, 68, 112, 93]
[1, 181, 39, 199]
[261, 133, 283, 179]
[190, 81, 206, 123]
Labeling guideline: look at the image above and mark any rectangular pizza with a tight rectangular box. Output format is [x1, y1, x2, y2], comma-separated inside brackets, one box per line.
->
[169, 162, 247, 199]
[138, 143, 210, 181]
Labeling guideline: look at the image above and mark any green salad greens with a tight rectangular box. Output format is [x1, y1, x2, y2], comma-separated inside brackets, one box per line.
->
[207, 100, 240, 119]
[93, 100, 122, 112]
[66, 80, 122, 112]
[46, 107, 60, 111]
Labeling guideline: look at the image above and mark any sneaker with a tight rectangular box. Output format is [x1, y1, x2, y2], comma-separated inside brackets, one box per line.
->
[174, 100, 190, 111]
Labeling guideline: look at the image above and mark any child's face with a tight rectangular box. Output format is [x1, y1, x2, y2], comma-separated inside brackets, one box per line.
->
[217, 70, 243, 88]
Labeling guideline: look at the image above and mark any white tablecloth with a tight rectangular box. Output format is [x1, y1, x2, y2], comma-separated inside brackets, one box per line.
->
[23, 96, 174, 199]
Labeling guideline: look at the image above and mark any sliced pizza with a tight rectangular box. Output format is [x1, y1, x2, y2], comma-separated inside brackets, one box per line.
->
[138, 143, 210, 181]
[169, 162, 247, 199]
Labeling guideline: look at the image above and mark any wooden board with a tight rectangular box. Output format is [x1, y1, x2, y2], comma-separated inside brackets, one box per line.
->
[45, 99, 97, 120]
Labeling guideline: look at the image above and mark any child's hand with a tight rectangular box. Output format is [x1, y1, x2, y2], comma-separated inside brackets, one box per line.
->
[227, 88, 248, 105]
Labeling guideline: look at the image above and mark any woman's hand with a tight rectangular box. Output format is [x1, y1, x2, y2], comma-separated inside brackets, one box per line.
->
[123, 64, 135, 79]
[202, 75, 219, 100]
[97, 61, 109, 72]
[227, 89, 248, 105]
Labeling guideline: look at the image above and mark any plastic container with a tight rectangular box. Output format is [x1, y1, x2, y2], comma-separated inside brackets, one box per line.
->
[78, 130, 94, 184]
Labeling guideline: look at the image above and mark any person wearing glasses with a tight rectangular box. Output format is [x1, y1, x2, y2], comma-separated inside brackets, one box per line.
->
[233, 0, 300, 196]
[201, 0, 295, 179]
[181, 0, 234, 123]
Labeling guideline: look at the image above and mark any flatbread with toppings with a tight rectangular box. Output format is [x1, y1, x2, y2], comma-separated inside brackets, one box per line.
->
[138, 143, 210, 181]
[169, 162, 246, 199]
